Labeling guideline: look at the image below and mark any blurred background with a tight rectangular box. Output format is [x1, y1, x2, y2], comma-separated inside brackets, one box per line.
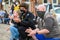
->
[0, 0, 60, 40]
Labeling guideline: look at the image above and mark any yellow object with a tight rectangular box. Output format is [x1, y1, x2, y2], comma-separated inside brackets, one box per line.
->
[14, 5, 20, 11]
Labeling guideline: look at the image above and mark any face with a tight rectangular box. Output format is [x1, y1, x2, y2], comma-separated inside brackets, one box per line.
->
[37, 11, 45, 18]
[20, 7, 27, 13]
[13, 10, 21, 23]
[13, 11, 19, 17]
[20, 7, 26, 11]
[37, 5, 46, 12]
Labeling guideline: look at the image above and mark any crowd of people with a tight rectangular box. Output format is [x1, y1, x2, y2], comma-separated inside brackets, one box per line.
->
[0, 0, 60, 40]
[0, 8, 10, 24]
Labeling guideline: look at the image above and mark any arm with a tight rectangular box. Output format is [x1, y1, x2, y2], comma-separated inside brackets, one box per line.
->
[37, 17, 54, 34]
[37, 29, 49, 34]
[26, 17, 54, 36]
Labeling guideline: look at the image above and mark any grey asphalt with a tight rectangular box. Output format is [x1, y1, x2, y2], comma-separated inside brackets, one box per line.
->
[0, 24, 10, 40]
[0, 24, 60, 40]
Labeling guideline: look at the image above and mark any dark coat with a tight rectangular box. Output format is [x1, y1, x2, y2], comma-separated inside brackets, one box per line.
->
[12, 11, 36, 39]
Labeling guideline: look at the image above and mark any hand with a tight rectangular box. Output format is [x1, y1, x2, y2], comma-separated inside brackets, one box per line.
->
[13, 17, 21, 23]
[9, 16, 13, 19]
[27, 28, 39, 36]
[28, 30, 36, 36]
[25, 28, 32, 33]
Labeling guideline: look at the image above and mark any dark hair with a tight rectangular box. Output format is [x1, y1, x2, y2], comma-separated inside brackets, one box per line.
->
[0, 3, 3, 10]
[17, 1, 20, 4]
[4, 10, 7, 14]
[20, 3, 29, 9]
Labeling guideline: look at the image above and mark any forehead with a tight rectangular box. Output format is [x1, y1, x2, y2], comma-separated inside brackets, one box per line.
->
[20, 7, 25, 10]
[37, 5, 46, 11]
[13, 10, 16, 12]
[13, 10, 18, 14]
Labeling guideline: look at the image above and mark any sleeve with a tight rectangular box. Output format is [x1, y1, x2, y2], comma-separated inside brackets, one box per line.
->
[44, 17, 54, 32]
[11, 19, 16, 24]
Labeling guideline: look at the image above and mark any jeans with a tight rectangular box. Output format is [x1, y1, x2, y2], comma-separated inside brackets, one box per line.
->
[36, 34, 60, 40]
[10, 25, 19, 40]
[4, 18, 10, 24]
[0, 18, 3, 23]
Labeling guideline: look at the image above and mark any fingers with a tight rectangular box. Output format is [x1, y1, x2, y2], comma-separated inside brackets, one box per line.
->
[25, 29, 32, 33]
[28, 30, 36, 36]
[28, 34, 31, 36]
[25, 28, 32, 33]
[25, 29, 29, 33]
[28, 32, 35, 36]
[13, 18, 21, 22]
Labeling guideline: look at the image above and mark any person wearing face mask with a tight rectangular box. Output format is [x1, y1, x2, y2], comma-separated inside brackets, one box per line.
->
[25, 3, 60, 40]
[37, 5, 46, 20]
[25, 13, 60, 40]
[24, 5, 47, 40]
[8, 3, 36, 40]
[18, 3, 37, 40]
[36, 5, 46, 29]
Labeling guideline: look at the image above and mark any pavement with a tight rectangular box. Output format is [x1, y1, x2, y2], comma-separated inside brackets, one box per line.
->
[0, 24, 10, 40]
[0, 24, 60, 40]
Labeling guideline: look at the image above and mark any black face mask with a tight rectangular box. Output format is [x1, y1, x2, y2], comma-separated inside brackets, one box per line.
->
[37, 11, 45, 19]
[20, 10, 25, 14]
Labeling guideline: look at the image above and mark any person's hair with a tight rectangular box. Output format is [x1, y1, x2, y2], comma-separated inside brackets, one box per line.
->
[0, 3, 3, 10]
[14, 10, 21, 16]
[20, 3, 29, 9]
[4, 10, 7, 14]
[17, 1, 20, 4]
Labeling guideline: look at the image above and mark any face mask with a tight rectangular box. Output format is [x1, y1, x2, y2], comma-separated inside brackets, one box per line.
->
[37, 11, 45, 19]
[20, 10, 25, 13]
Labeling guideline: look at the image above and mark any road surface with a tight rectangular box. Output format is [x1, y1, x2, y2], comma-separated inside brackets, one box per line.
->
[0, 24, 10, 40]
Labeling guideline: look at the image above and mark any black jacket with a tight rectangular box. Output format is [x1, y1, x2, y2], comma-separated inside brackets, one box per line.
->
[12, 11, 36, 29]
[11, 11, 36, 39]
[20, 11, 36, 29]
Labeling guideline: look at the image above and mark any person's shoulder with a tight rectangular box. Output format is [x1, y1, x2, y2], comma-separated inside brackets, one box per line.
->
[27, 11, 32, 14]
[27, 11, 33, 15]
[44, 17, 54, 22]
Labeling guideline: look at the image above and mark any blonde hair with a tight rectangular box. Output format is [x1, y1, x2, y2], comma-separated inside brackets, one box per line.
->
[14, 10, 21, 15]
